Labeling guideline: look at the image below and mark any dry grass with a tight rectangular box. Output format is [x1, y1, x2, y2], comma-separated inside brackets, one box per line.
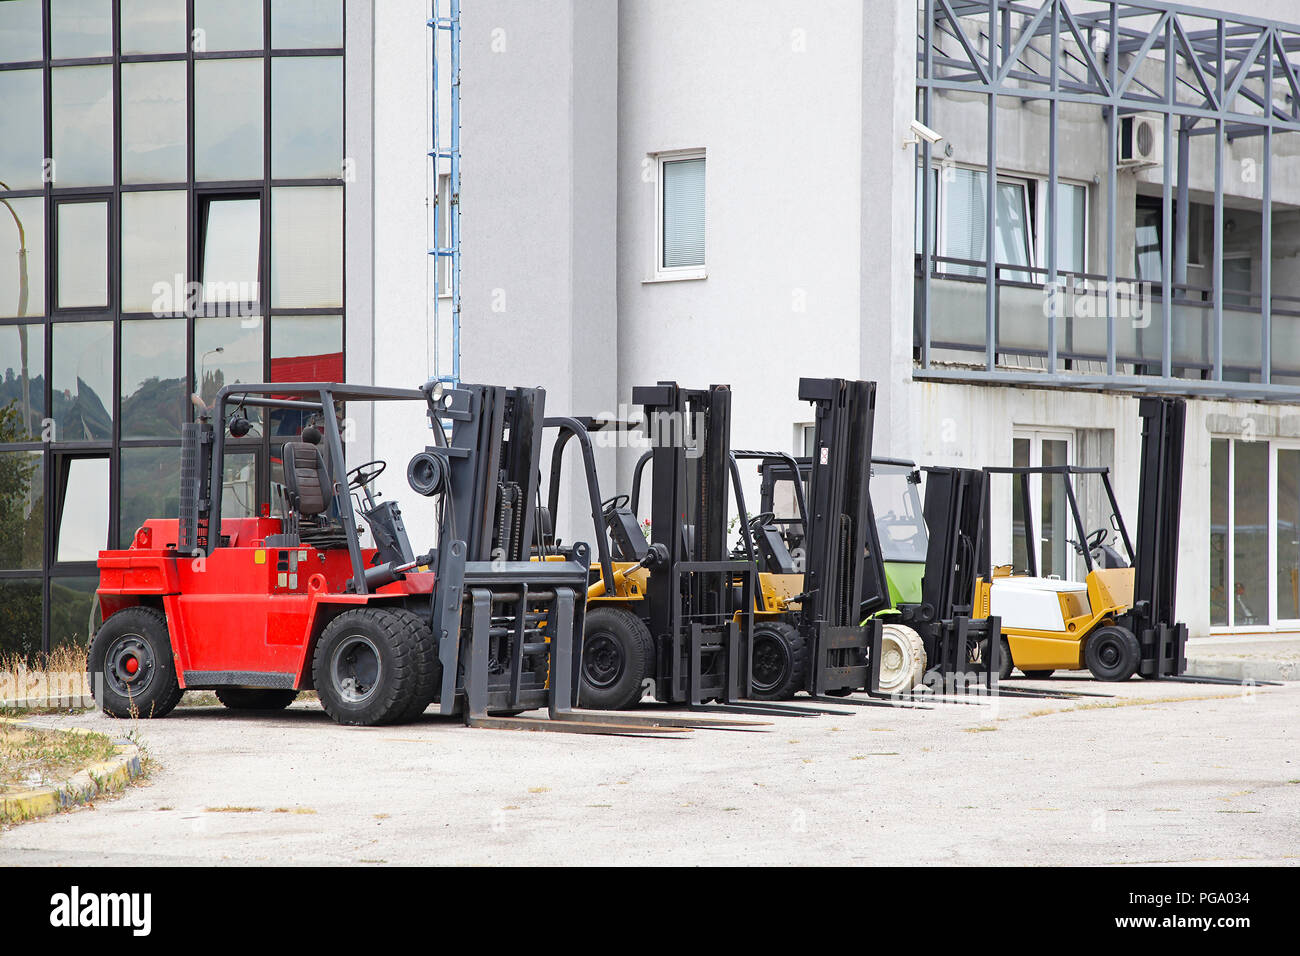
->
[0, 645, 92, 712]
[0, 724, 117, 792]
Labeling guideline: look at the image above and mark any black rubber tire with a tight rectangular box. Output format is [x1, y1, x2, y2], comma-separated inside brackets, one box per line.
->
[311, 607, 436, 726]
[578, 606, 651, 710]
[1085, 625, 1140, 681]
[1020, 669, 1055, 679]
[214, 688, 300, 711]
[749, 621, 807, 701]
[996, 637, 1014, 682]
[88, 606, 184, 719]
[388, 608, 440, 721]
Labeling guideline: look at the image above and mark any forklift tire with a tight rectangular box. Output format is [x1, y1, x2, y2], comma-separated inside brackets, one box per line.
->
[578, 607, 651, 710]
[1084, 626, 1140, 681]
[749, 621, 807, 701]
[996, 637, 1014, 682]
[1020, 669, 1055, 679]
[214, 688, 299, 711]
[877, 623, 927, 694]
[312, 608, 437, 726]
[388, 608, 440, 721]
[89, 606, 184, 719]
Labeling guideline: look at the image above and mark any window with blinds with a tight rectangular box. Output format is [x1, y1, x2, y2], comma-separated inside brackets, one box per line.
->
[660, 154, 705, 272]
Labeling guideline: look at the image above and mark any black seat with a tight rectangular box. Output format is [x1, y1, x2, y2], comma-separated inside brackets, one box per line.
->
[282, 441, 347, 548]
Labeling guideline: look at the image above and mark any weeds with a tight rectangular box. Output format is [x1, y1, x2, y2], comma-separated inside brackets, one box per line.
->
[0, 725, 117, 792]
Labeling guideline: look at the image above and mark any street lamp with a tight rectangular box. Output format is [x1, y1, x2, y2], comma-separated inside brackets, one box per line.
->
[0, 179, 31, 439]
[193, 346, 225, 416]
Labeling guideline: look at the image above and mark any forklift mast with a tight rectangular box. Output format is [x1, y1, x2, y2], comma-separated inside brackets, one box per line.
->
[1121, 396, 1188, 677]
[796, 377, 887, 695]
[631, 382, 755, 703]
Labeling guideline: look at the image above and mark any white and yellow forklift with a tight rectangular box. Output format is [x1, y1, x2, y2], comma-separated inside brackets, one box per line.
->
[975, 397, 1187, 681]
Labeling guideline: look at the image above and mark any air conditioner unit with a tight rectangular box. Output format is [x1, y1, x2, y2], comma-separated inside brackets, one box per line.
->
[1118, 114, 1162, 168]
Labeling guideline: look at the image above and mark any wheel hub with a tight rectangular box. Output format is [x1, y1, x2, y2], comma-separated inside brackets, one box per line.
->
[105, 635, 155, 698]
[331, 635, 381, 703]
[751, 635, 789, 691]
[582, 633, 624, 688]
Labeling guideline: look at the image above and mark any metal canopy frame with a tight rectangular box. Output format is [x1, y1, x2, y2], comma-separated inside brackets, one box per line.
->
[916, 0, 1300, 402]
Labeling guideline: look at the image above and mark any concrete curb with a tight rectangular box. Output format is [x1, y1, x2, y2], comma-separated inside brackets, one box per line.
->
[1185, 656, 1300, 683]
[0, 718, 143, 825]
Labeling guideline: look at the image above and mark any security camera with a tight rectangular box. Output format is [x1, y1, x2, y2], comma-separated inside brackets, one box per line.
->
[903, 119, 944, 149]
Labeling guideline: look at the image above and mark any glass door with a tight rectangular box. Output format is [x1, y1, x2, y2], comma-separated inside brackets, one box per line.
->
[1012, 429, 1075, 580]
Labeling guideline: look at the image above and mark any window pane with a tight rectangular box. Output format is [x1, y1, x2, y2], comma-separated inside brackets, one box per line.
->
[201, 197, 261, 304]
[272, 187, 342, 308]
[270, 315, 341, 436]
[195, 58, 264, 181]
[195, 315, 264, 408]
[0, 196, 46, 317]
[1011, 436, 1029, 573]
[1040, 440, 1069, 578]
[272, 0, 343, 48]
[52, 65, 113, 187]
[55, 456, 109, 562]
[121, 0, 186, 54]
[222, 450, 258, 518]
[1278, 449, 1300, 621]
[51, 0, 111, 59]
[662, 157, 704, 269]
[0, 0, 43, 63]
[52, 320, 113, 440]
[122, 62, 188, 184]
[1054, 182, 1086, 275]
[0, 323, 46, 439]
[1134, 204, 1162, 282]
[1233, 440, 1268, 626]
[272, 56, 343, 179]
[0, 69, 45, 188]
[120, 446, 182, 542]
[994, 181, 1031, 282]
[0, 450, 43, 569]
[49, 575, 101, 650]
[1209, 438, 1228, 626]
[56, 201, 109, 309]
[122, 191, 187, 313]
[194, 0, 262, 52]
[122, 318, 187, 438]
[0, 578, 43, 658]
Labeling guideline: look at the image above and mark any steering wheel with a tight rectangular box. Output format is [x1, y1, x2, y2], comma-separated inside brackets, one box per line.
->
[1068, 527, 1108, 556]
[601, 494, 630, 515]
[347, 459, 386, 490]
[747, 511, 777, 531]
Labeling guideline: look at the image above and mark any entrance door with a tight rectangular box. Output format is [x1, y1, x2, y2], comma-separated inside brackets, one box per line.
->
[1012, 429, 1075, 580]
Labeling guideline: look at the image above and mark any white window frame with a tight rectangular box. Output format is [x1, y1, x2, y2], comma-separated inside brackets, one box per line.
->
[930, 164, 1036, 274]
[1033, 178, 1090, 277]
[1012, 427, 1077, 579]
[649, 148, 707, 283]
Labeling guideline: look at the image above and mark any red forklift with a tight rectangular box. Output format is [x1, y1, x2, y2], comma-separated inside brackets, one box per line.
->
[90, 379, 685, 733]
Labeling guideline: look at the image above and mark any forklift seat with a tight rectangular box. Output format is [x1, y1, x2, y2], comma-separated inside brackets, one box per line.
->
[283, 441, 330, 516]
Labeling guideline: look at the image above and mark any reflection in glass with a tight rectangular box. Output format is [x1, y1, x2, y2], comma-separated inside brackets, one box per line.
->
[272, 187, 342, 308]
[195, 315, 263, 408]
[51, 0, 112, 59]
[52, 65, 113, 187]
[195, 59, 264, 182]
[56, 457, 109, 562]
[1054, 182, 1087, 275]
[121, 0, 186, 54]
[1210, 438, 1228, 626]
[0, 451, 43, 570]
[223, 450, 258, 518]
[272, 57, 343, 179]
[120, 446, 181, 543]
[1041, 440, 1069, 578]
[122, 191, 186, 313]
[0, 70, 45, 188]
[0, 323, 45, 439]
[0, 196, 46, 317]
[270, 315, 342, 436]
[0, 579, 43, 658]
[52, 320, 113, 440]
[0, 0, 43, 63]
[1278, 449, 1300, 621]
[49, 575, 101, 649]
[1011, 437, 1029, 573]
[194, 0, 263, 52]
[57, 202, 109, 309]
[122, 62, 187, 184]
[1233, 440, 1268, 626]
[272, 0, 343, 48]
[201, 198, 261, 306]
[122, 319, 187, 438]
